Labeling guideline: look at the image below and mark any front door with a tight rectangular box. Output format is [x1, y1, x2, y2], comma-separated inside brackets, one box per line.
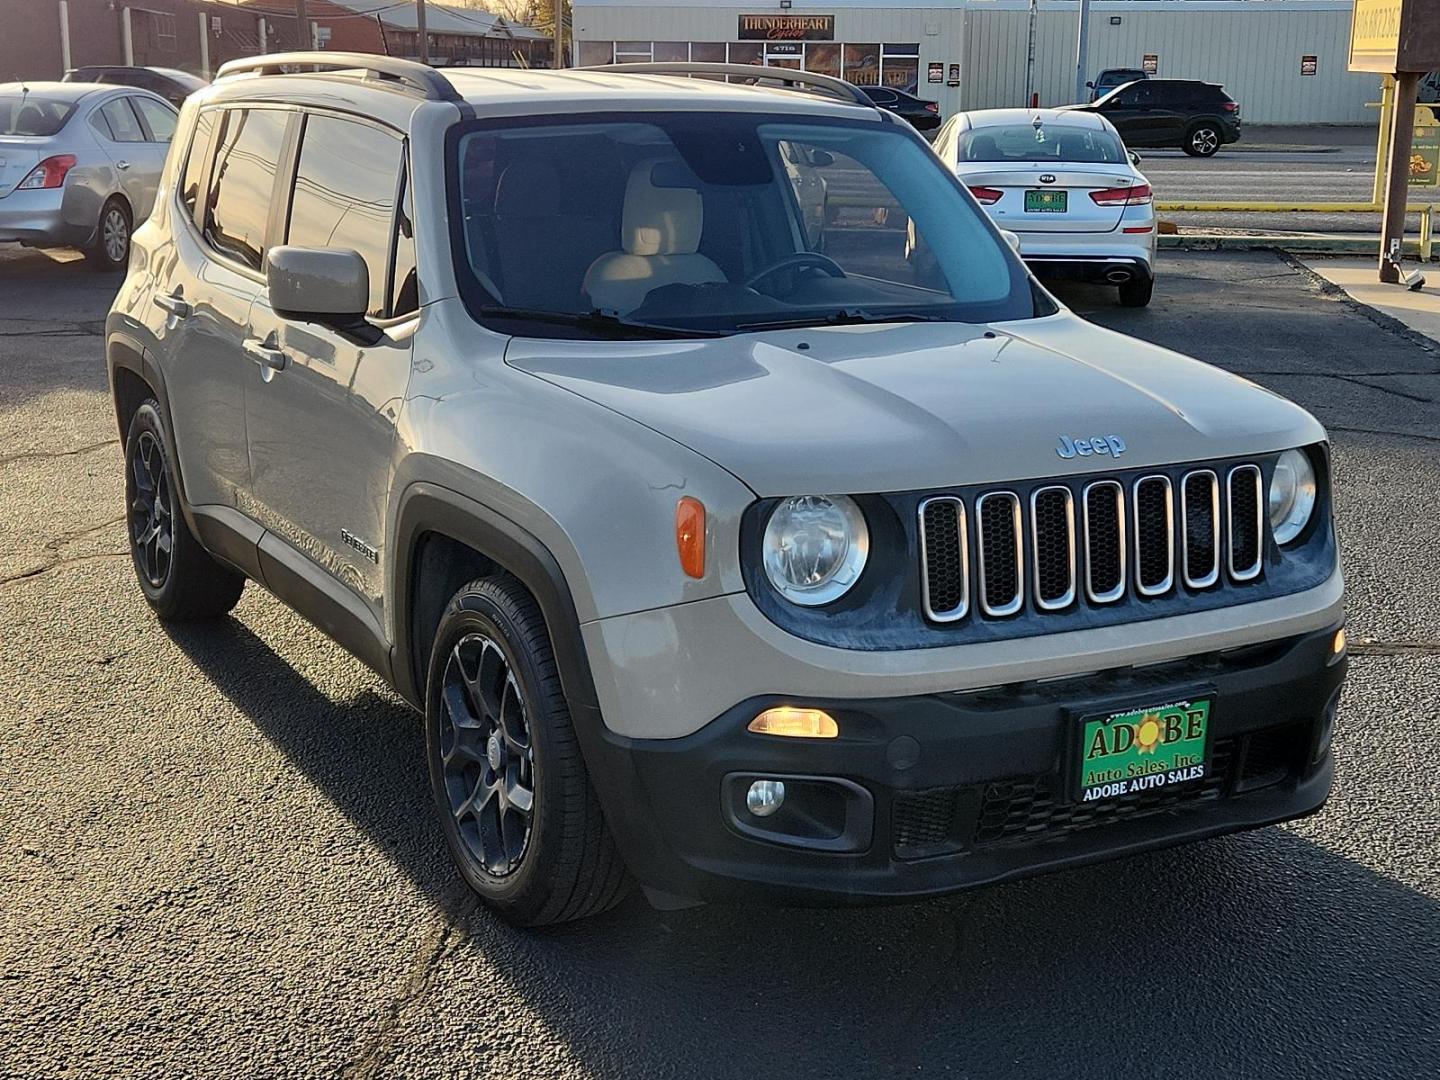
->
[1100, 83, 1161, 146]
[241, 112, 415, 619]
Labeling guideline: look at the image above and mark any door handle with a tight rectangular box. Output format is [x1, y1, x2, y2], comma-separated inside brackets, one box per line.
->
[244, 338, 290, 374]
[116, 160, 131, 170]
[152, 291, 190, 319]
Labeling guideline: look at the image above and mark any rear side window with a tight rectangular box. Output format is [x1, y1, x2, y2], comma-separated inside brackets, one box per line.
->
[180, 111, 215, 220]
[95, 98, 146, 142]
[204, 107, 289, 271]
[131, 96, 177, 143]
[285, 114, 404, 318]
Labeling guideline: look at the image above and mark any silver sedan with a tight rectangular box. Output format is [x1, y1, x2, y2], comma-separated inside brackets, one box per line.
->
[0, 82, 178, 269]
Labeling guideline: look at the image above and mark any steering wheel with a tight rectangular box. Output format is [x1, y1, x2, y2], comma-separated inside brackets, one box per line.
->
[745, 252, 846, 291]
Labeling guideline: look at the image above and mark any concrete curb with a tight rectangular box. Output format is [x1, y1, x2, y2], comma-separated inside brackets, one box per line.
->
[1159, 234, 1434, 258]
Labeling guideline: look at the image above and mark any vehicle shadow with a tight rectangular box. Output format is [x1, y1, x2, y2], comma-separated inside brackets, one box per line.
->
[166, 616, 1440, 1080]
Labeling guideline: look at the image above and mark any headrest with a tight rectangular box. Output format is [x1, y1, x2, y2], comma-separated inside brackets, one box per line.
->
[622, 158, 704, 257]
[967, 135, 999, 161]
[495, 160, 561, 215]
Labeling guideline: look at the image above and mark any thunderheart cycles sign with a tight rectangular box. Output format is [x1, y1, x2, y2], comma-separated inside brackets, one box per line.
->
[738, 14, 835, 41]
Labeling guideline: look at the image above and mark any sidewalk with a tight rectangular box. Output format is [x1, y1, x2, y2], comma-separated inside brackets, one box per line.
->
[1231, 125, 1373, 154]
[1300, 255, 1440, 346]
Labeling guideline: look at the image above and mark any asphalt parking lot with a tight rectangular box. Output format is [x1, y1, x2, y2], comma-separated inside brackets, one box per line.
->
[1, 246, 1438, 1079]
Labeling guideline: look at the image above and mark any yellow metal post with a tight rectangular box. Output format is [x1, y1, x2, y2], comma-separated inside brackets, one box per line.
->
[1422, 206, 1434, 262]
[1373, 75, 1395, 206]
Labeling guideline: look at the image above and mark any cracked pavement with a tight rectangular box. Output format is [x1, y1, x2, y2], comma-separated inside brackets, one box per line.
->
[1, 247, 1437, 1079]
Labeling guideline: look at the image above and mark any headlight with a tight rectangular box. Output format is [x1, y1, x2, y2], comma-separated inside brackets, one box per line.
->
[1269, 448, 1317, 545]
[762, 495, 869, 606]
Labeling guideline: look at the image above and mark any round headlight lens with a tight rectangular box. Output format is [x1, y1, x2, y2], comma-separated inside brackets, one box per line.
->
[1269, 448, 1317, 545]
[762, 495, 869, 606]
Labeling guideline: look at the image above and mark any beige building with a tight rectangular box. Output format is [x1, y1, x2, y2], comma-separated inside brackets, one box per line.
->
[571, 0, 1385, 125]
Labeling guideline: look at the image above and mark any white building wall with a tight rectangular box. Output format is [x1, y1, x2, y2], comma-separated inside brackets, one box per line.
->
[572, 0, 1385, 125]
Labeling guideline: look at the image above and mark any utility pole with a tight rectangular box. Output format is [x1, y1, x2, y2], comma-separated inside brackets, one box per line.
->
[1379, 70, 1421, 282]
[1023, 0, 1037, 108]
[416, 0, 429, 65]
[1073, 0, 1091, 105]
[553, 0, 565, 68]
[295, 0, 309, 50]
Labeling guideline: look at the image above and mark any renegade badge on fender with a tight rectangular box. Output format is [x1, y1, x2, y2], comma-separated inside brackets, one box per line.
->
[105, 54, 1345, 926]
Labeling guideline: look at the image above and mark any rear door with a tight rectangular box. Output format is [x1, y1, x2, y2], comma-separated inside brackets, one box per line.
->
[242, 111, 415, 619]
[89, 94, 164, 218]
[1145, 82, 1190, 144]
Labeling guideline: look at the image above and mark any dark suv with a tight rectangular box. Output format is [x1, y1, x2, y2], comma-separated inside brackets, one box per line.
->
[1072, 79, 1240, 157]
[63, 66, 207, 108]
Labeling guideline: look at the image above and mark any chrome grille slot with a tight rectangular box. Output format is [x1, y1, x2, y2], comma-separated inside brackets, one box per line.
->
[1180, 470, 1220, 589]
[1227, 465, 1264, 581]
[1082, 480, 1126, 604]
[1029, 486, 1075, 611]
[918, 496, 969, 621]
[1132, 475, 1174, 596]
[976, 492, 1023, 616]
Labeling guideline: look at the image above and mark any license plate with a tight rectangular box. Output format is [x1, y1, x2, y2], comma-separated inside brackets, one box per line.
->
[1075, 698, 1211, 803]
[1024, 189, 1067, 213]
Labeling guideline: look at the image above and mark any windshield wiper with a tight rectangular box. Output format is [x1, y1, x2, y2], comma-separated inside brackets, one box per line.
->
[735, 308, 953, 332]
[477, 306, 724, 339]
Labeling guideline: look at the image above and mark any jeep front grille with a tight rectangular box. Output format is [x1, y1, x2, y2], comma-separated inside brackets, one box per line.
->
[917, 463, 1268, 623]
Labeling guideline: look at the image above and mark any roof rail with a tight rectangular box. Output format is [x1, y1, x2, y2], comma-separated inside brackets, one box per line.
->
[583, 62, 875, 110]
[214, 52, 461, 103]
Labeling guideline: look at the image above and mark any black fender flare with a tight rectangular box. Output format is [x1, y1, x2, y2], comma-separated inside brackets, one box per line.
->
[388, 481, 600, 716]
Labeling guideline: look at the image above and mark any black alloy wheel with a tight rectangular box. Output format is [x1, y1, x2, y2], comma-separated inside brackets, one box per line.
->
[438, 631, 536, 878]
[128, 428, 173, 589]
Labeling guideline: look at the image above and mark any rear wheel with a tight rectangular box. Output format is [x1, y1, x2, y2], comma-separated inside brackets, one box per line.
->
[86, 197, 131, 270]
[1183, 124, 1221, 158]
[424, 575, 632, 926]
[1119, 277, 1154, 307]
[124, 399, 246, 620]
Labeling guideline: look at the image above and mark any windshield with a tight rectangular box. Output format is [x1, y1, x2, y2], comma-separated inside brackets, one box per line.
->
[449, 112, 1042, 337]
[0, 95, 75, 136]
[959, 124, 1127, 164]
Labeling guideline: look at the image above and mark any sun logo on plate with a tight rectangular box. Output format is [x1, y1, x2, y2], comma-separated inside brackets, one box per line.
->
[1135, 713, 1163, 754]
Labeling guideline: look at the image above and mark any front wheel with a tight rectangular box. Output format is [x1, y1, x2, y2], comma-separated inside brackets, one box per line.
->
[1119, 277, 1154, 307]
[86, 197, 131, 270]
[124, 399, 245, 620]
[424, 575, 632, 926]
[1183, 124, 1222, 157]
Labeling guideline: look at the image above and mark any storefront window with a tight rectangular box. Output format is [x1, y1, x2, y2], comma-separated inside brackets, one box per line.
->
[654, 42, 689, 62]
[843, 44, 880, 86]
[691, 42, 725, 63]
[728, 42, 763, 66]
[882, 43, 920, 93]
[614, 41, 653, 64]
[804, 44, 841, 79]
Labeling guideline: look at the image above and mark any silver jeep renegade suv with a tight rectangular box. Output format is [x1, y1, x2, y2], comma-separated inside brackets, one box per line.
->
[105, 54, 1345, 926]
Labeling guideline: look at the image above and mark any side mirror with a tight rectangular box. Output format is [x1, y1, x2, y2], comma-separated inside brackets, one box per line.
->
[1000, 229, 1022, 254]
[1129, 150, 1142, 166]
[266, 246, 369, 331]
[1085, 81, 1095, 88]
[807, 149, 835, 168]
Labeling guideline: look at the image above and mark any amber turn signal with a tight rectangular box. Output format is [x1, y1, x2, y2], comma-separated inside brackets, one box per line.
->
[676, 497, 706, 579]
[1333, 627, 1346, 656]
[748, 707, 839, 739]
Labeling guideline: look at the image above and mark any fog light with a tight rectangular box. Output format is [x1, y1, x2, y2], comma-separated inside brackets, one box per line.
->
[748, 707, 838, 739]
[1333, 628, 1347, 657]
[746, 780, 786, 817]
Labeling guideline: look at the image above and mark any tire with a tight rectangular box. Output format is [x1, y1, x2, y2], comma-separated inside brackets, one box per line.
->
[1119, 277, 1154, 307]
[425, 575, 632, 926]
[1183, 124, 1221, 158]
[124, 399, 246, 620]
[86, 197, 132, 271]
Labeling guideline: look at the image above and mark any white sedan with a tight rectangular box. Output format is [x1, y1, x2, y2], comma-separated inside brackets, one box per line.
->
[932, 108, 1157, 307]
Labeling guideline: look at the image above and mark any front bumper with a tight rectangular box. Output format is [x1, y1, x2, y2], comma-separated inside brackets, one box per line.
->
[582, 623, 1345, 905]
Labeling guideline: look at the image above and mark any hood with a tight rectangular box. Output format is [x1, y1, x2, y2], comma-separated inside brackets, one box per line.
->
[505, 314, 1325, 497]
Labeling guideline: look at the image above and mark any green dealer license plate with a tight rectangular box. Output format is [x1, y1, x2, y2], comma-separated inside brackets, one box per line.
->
[1076, 698, 1211, 803]
[1024, 189, 1067, 213]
